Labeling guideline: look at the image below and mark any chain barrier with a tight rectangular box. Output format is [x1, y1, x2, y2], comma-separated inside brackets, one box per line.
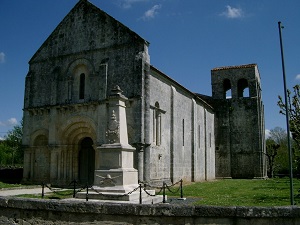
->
[165, 180, 182, 194]
[142, 187, 156, 197]
[138, 180, 165, 195]
[41, 180, 87, 198]
[89, 185, 140, 198]
[40, 178, 184, 203]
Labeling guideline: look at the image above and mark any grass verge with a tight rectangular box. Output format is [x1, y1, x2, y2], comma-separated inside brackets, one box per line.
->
[166, 178, 300, 206]
[0, 182, 23, 189]
[16, 190, 74, 200]
[2, 178, 300, 206]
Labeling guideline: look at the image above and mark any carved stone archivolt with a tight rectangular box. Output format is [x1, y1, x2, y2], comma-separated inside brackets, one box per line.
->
[106, 110, 120, 144]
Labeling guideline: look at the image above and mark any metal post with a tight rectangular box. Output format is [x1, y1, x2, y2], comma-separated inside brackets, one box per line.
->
[278, 21, 294, 205]
[41, 182, 45, 198]
[162, 182, 166, 203]
[86, 183, 89, 202]
[73, 180, 76, 198]
[180, 179, 183, 199]
[139, 183, 142, 204]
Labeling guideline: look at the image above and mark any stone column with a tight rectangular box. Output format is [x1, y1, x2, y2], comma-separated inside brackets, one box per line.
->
[49, 147, 58, 183]
[22, 147, 31, 182]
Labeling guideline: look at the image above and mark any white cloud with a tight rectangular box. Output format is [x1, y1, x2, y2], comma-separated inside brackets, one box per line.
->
[0, 136, 5, 141]
[265, 129, 271, 139]
[0, 118, 18, 127]
[121, 0, 148, 9]
[8, 118, 18, 126]
[295, 74, 300, 80]
[142, 4, 162, 20]
[0, 52, 5, 63]
[221, 5, 243, 19]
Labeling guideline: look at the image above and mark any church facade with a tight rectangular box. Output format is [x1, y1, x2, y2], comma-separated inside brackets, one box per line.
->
[22, 0, 266, 186]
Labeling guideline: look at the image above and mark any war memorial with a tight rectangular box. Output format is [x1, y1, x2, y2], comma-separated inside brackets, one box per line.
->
[2, 1, 292, 224]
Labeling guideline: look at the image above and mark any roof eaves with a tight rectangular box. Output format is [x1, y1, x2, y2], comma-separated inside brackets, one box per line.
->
[212, 63, 257, 71]
[150, 65, 214, 110]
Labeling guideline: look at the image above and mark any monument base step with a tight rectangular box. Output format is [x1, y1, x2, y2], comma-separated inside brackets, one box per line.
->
[76, 188, 165, 204]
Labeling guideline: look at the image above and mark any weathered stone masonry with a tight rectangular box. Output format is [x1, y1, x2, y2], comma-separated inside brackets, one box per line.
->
[0, 197, 299, 225]
[210, 64, 265, 178]
[22, 0, 266, 186]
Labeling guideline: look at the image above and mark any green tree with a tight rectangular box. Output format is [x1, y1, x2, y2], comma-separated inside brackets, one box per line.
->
[266, 139, 280, 178]
[0, 141, 11, 166]
[267, 127, 289, 176]
[278, 86, 300, 175]
[278, 84, 300, 147]
[0, 120, 23, 166]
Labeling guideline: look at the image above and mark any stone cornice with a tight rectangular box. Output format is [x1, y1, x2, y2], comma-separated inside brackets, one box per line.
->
[24, 100, 102, 116]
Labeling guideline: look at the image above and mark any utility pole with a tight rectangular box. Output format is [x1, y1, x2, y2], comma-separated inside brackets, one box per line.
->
[278, 21, 294, 205]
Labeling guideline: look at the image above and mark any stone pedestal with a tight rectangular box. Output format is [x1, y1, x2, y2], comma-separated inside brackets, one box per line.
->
[76, 86, 162, 203]
[92, 143, 139, 200]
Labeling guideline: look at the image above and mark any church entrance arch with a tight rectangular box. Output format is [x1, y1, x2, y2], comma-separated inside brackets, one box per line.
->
[78, 137, 95, 185]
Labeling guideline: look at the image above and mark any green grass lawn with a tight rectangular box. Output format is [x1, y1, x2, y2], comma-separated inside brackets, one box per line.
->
[167, 178, 300, 206]
[0, 182, 23, 189]
[2, 178, 300, 206]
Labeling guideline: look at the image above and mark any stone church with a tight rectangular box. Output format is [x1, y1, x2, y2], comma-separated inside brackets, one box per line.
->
[22, 0, 266, 186]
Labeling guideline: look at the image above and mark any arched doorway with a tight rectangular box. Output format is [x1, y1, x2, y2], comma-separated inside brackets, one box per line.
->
[78, 137, 95, 185]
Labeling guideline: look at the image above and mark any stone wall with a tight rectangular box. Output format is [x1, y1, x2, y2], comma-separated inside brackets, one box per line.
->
[22, 0, 150, 186]
[0, 197, 299, 225]
[211, 64, 266, 179]
[149, 68, 215, 183]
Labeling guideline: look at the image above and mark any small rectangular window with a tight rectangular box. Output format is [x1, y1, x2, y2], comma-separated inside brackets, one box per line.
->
[153, 110, 156, 143]
[182, 119, 185, 146]
[198, 124, 200, 148]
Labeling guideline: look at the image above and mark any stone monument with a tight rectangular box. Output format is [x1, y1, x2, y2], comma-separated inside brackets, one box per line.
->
[77, 86, 161, 203]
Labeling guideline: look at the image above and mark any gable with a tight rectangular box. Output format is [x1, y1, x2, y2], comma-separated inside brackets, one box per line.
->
[30, 0, 148, 63]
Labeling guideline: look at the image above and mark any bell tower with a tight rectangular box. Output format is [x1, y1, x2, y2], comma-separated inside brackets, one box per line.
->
[211, 64, 266, 178]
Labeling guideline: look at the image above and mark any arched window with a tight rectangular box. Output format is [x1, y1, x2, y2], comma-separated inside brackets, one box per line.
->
[223, 79, 232, 99]
[79, 73, 85, 99]
[33, 135, 48, 146]
[153, 102, 161, 146]
[238, 78, 249, 97]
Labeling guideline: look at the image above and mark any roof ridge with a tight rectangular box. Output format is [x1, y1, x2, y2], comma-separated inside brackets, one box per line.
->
[212, 63, 257, 71]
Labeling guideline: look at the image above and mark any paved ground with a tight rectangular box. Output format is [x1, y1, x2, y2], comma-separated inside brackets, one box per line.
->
[0, 187, 52, 197]
[0, 187, 200, 205]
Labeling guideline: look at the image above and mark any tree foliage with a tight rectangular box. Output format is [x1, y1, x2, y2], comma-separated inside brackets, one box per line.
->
[266, 127, 289, 176]
[266, 139, 280, 178]
[278, 84, 300, 147]
[278, 85, 300, 175]
[0, 121, 23, 167]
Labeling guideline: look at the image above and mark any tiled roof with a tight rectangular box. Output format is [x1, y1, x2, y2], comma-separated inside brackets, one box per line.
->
[212, 63, 257, 71]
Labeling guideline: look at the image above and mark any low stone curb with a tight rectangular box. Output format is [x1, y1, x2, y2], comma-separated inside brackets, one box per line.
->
[1, 196, 300, 224]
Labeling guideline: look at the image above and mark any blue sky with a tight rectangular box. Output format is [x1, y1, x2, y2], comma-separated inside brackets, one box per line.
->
[0, 0, 299, 139]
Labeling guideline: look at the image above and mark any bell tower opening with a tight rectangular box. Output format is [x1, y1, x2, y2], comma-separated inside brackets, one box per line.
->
[238, 78, 249, 97]
[223, 79, 232, 99]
